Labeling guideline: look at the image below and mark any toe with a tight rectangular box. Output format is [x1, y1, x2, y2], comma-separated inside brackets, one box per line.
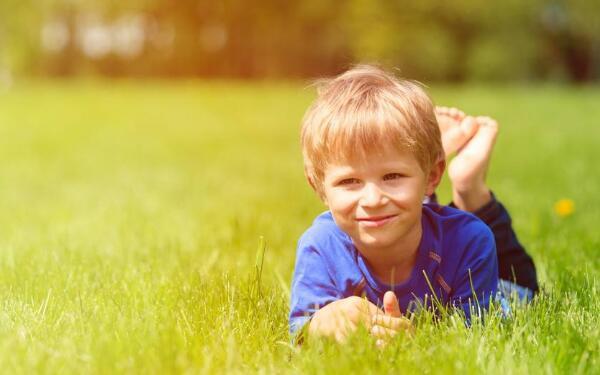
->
[475, 116, 499, 137]
[476, 116, 498, 128]
[435, 106, 449, 116]
[460, 116, 479, 139]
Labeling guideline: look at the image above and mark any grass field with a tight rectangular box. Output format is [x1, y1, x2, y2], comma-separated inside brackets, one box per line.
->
[0, 81, 598, 373]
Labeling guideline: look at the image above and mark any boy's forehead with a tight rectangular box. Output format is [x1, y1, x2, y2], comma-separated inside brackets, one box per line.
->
[324, 146, 420, 174]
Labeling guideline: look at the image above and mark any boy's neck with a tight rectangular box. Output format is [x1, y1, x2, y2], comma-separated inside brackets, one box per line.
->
[358, 222, 422, 286]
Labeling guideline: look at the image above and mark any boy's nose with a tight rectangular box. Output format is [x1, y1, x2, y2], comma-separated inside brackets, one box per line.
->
[359, 183, 389, 207]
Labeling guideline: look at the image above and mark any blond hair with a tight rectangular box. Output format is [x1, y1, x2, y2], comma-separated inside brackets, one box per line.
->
[301, 64, 443, 197]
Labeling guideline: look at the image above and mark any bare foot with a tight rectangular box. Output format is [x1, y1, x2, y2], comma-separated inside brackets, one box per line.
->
[435, 106, 478, 158]
[448, 116, 498, 211]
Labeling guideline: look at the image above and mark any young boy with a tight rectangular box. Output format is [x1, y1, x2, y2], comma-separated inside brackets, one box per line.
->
[289, 65, 537, 344]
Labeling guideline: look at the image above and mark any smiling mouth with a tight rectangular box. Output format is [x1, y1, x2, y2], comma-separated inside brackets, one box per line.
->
[355, 214, 398, 227]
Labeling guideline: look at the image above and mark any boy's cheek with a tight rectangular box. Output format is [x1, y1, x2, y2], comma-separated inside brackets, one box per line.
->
[325, 193, 356, 212]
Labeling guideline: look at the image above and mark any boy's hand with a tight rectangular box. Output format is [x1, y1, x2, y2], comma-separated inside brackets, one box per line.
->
[308, 296, 382, 343]
[371, 291, 414, 347]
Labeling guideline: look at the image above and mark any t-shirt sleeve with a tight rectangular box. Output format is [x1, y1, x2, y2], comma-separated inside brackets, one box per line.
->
[449, 221, 499, 322]
[289, 235, 339, 339]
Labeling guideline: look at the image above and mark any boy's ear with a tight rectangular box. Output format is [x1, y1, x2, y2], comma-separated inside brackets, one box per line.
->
[425, 157, 446, 196]
[304, 166, 317, 191]
[305, 173, 328, 205]
[321, 193, 328, 206]
[313, 181, 328, 206]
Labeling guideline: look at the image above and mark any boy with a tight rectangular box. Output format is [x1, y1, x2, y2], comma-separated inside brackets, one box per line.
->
[290, 65, 537, 344]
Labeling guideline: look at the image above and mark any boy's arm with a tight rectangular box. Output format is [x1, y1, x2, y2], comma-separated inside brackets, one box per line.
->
[449, 221, 499, 322]
[462, 193, 539, 293]
[290, 238, 385, 343]
[289, 242, 339, 341]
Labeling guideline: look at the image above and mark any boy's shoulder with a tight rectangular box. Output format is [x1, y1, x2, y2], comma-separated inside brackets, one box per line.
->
[294, 211, 359, 284]
[298, 211, 351, 250]
[423, 202, 492, 237]
[422, 203, 495, 260]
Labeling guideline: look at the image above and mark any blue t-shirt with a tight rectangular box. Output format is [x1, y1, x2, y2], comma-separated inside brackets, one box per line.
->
[289, 203, 499, 336]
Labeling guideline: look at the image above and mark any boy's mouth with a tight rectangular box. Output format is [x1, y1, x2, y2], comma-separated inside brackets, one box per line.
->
[355, 214, 398, 228]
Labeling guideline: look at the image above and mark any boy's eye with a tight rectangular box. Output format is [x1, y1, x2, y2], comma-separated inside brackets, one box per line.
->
[383, 173, 405, 181]
[338, 178, 360, 186]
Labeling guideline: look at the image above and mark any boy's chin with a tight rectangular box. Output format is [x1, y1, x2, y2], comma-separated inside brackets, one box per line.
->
[353, 235, 397, 252]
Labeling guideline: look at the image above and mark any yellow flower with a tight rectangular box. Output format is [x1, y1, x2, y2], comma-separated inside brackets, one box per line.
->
[554, 198, 575, 217]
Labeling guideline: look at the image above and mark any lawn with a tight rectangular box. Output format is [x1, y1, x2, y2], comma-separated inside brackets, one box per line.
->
[0, 81, 598, 373]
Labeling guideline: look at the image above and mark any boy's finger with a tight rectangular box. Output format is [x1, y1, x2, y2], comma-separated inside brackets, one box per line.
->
[334, 314, 358, 336]
[334, 330, 348, 343]
[371, 315, 413, 332]
[383, 291, 402, 317]
[370, 324, 397, 339]
[360, 298, 385, 316]
[350, 298, 383, 328]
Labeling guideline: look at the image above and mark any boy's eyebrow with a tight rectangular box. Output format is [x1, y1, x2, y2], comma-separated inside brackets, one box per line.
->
[326, 160, 414, 180]
[378, 160, 414, 170]
[324, 165, 356, 178]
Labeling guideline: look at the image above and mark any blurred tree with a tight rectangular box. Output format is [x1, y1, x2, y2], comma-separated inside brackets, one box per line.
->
[343, 0, 461, 80]
[343, 0, 545, 82]
[0, 0, 598, 82]
[0, 0, 42, 75]
[539, 0, 600, 82]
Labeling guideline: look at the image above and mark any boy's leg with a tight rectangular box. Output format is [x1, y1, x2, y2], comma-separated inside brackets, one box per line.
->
[435, 106, 495, 212]
[435, 107, 539, 294]
[426, 107, 475, 205]
[447, 115, 497, 212]
[435, 106, 477, 160]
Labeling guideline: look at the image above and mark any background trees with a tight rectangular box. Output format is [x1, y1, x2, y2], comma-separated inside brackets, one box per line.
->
[1, 0, 599, 82]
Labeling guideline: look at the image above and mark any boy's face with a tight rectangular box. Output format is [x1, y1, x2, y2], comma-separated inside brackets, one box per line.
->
[321, 147, 442, 254]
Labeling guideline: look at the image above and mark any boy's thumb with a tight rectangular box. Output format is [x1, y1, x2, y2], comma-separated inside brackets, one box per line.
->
[383, 291, 401, 317]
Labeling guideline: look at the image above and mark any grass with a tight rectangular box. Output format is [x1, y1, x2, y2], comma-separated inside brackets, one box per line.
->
[0, 80, 598, 373]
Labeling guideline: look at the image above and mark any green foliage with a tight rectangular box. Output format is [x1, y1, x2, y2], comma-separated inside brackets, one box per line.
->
[0, 81, 598, 372]
[1, 1, 600, 81]
[467, 33, 540, 81]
